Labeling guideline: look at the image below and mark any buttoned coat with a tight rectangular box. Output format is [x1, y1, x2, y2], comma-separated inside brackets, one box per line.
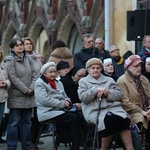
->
[0, 61, 10, 103]
[5, 51, 38, 108]
[78, 73, 130, 131]
[35, 75, 70, 122]
[117, 71, 150, 128]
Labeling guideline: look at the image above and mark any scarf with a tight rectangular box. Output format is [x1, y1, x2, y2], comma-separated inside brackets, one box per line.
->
[112, 56, 124, 65]
[45, 77, 56, 90]
[127, 70, 149, 111]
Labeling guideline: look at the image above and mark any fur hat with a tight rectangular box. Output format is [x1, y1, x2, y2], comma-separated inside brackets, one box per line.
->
[41, 62, 56, 74]
[86, 58, 103, 69]
[124, 55, 143, 69]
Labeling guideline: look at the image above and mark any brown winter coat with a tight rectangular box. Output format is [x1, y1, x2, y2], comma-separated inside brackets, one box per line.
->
[117, 71, 150, 128]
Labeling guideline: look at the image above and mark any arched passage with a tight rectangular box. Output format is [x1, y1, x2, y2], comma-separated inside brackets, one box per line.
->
[28, 19, 49, 59]
[58, 16, 82, 55]
[2, 23, 17, 55]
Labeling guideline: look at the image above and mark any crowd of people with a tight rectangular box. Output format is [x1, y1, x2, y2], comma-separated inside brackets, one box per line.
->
[0, 34, 150, 150]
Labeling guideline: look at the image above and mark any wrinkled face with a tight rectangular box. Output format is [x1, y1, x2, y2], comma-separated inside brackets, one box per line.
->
[12, 40, 24, 54]
[88, 64, 102, 79]
[58, 67, 70, 77]
[73, 69, 86, 82]
[83, 36, 94, 49]
[145, 61, 150, 72]
[128, 63, 142, 76]
[24, 39, 33, 52]
[44, 66, 57, 80]
[37, 54, 44, 64]
[104, 62, 114, 74]
[144, 36, 150, 49]
[110, 48, 120, 57]
[95, 40, 104, 51]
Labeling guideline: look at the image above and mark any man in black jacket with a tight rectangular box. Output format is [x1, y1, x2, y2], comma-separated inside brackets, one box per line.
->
[95, 38, 110, 61]
[74, 33, 103, 68]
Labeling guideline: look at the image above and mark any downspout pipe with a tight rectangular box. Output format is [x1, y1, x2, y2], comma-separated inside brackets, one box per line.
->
[104, 0, 111, 51]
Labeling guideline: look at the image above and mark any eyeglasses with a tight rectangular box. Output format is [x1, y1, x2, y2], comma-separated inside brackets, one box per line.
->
[76, 74, 85, 78]
[110, 49, 120, 53]
[15, 43, 23, 47]
[24, 43, 32, 46]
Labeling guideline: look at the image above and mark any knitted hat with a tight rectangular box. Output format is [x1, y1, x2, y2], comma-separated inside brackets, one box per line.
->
[41, 62, 56, 74]
[57, 61, 70, 71]
[86, 58, 103, 69]
[124, 55, 143, 69]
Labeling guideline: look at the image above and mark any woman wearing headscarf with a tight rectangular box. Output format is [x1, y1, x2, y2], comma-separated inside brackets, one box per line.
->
[5, 37, 38, 150]
[35, 62, 86, 149]
[60, 66, 86, 105]
[60, 66, 88, 138]
[117, 55, 150, 150]
[142, 56, 150, 82]
[102, 58, 117, 82]
[78, 58, 134, 150]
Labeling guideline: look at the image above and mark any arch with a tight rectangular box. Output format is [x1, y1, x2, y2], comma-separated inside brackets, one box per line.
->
[1, 22, 17, 55]
[28, 18, 47, 46]
[68, 24, 82, 54]
[93, 10, 105, 40]
[57, 13, 82, 54]
[36, 30, 49, 62]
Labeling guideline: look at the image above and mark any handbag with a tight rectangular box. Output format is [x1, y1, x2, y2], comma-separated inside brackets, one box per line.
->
[64, 104, 77, 112]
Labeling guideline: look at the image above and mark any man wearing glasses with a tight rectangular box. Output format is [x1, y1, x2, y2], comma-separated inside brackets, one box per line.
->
[109, 45, 125, 79]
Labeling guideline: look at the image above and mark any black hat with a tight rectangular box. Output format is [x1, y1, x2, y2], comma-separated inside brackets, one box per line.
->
[57, 61, 70, 71]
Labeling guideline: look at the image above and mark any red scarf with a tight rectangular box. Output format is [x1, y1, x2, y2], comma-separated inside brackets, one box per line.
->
[45, 77, 56, 90]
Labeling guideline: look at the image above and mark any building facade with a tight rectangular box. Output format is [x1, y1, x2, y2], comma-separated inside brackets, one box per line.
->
[0, 0, 149, 62]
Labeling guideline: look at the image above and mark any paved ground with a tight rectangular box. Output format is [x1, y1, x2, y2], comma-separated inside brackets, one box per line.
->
[0, 135, 69, 150]
[0, 135, 138, 150]
[0, 136, 126, 150]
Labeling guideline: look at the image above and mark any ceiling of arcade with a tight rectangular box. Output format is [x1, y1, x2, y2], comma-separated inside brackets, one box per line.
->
[0, 0, 104, 61]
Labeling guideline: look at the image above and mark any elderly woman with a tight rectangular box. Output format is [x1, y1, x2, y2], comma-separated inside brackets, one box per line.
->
[78, 58, 134, 150]
[5, 37, 38, 150]
[117, 55, 150, 149]
[0, 47, 10, 143]
[35, 62, 86, 150]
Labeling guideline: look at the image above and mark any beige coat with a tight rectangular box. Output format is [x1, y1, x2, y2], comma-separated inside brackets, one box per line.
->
[117, 71, 150, 128]
[0, 61, 10, 103]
